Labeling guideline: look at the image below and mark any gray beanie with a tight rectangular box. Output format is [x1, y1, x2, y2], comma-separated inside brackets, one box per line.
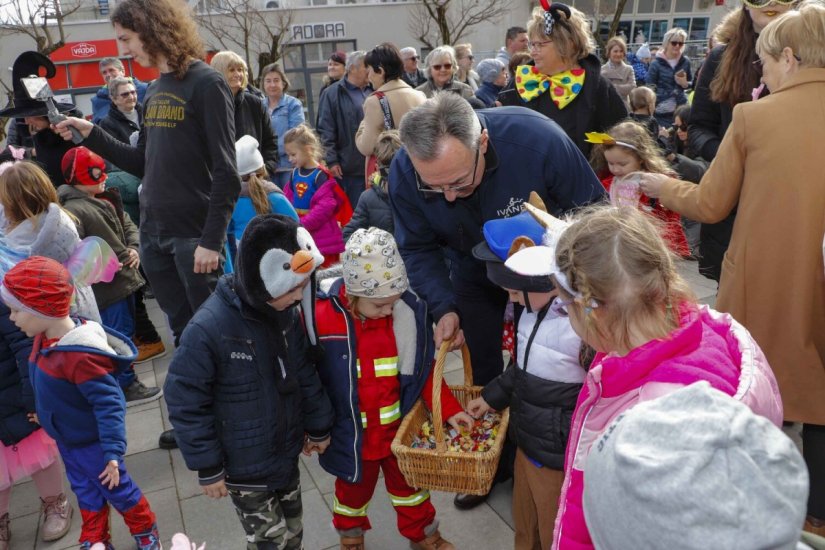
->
[476, 58, 505, 84]
[583, 382, 809, 550]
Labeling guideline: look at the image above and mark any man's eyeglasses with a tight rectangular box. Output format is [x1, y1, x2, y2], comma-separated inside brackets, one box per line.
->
[118, 90, 137, 99]
[431, 63, 453, 71]
[528, 39, 553, 51]
[415, 146, 480, 195]
[670, 41, 685, 47]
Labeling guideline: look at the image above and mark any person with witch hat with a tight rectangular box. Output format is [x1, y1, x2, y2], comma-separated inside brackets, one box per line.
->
[0, 52, 83, 188]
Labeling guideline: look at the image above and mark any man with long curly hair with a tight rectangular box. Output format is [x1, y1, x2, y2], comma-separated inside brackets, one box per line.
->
[55, 0, 240, 451]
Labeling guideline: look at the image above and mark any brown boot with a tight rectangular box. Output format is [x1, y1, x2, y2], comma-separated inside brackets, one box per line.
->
[340, 534, 365, 550]
[40, 493, 73, 541]
[805, 516, 825, 537]
[0, 513, 10, 550]
[411, 530, 455, 550]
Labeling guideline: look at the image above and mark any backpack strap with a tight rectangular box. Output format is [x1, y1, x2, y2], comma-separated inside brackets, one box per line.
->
[373, 91, 395, 130]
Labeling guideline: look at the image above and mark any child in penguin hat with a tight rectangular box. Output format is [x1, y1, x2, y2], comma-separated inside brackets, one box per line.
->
[164, 214, 334, 549]
[468, 195, 591, 549]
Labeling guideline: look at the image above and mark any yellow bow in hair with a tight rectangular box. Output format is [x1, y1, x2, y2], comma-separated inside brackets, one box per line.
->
[515, 65, 586, 108]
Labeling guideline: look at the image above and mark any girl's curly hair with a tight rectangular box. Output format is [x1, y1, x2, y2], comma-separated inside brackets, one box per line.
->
[111, 0, 205, 80]
[589, 121, 672, 176]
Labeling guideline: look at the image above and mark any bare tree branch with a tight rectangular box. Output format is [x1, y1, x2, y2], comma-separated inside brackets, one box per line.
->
[0, 0, 81, 55]
[407, 0, 506, 48]
[195, 0, 294, 86]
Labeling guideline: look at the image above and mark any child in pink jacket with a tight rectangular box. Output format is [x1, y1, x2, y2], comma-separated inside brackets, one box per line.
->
[542, 206, 783, 550]
[283, 125, 345, 267]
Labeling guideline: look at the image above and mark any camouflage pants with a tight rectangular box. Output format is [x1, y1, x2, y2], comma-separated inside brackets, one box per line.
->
[228, 478, 303, 550]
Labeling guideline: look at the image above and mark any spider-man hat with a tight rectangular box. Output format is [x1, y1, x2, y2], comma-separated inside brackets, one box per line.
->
[0, 256, 74, 318]
[61, 147, 107, 186]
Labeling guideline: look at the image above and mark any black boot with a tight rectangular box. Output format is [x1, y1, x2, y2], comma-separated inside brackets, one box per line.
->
[158, 429, 178, 450]
[453, 492, 489, 510]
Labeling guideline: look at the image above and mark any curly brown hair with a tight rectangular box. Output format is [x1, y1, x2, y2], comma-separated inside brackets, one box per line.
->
[111, 0, 205, 80]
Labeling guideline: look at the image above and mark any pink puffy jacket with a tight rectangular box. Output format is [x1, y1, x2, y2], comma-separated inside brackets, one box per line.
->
[552, 304, 783, 550]
[284, 177, 345, 256]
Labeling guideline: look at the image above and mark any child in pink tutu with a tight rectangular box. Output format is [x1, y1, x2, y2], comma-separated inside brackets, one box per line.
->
[0, 237, 73, 549]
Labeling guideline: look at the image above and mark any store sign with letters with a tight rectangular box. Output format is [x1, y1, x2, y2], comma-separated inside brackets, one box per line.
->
[291, 22, 346, 41]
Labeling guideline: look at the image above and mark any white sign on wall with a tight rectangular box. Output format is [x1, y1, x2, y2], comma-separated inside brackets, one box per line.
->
[291, 22, 346, 42]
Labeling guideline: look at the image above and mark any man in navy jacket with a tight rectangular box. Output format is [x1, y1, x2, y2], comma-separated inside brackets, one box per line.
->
[391, 95, 604, 508]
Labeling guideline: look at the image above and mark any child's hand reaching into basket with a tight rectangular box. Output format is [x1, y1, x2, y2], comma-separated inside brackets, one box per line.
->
[448, 411, 476, 433]
[466, 397, 491, 419]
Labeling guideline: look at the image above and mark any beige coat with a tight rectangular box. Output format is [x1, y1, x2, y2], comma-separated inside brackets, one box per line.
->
[659, 69, 825, 424]
[355, 79, 426, 157]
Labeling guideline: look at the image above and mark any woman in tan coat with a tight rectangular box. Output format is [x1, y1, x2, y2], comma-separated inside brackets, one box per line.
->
[355, 43, 426, 172]
[638, 4, 825, 535]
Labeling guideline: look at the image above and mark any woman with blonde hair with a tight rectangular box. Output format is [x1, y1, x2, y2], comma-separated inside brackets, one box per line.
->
[454, 43, 480, 91]
[260, 63, 305, 188]
[600, 35, 636, 104]
[639, 5, 825, 535]
[645, 27, 691, 126]
[416, 46, 475, 99]
[211, 51, 279, 177]
[499, 2, 627, 156]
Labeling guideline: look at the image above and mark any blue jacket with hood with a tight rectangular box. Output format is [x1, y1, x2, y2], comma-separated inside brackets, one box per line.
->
[389, 106, 605, 323]
[315, 278, 434, 483]
[29, 320, 136, 463]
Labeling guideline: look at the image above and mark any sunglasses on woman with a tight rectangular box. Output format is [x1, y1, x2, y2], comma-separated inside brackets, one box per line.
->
[432, 63, 453, 71]
[742, 0, 796, 8]
[670, 41, 685, 47]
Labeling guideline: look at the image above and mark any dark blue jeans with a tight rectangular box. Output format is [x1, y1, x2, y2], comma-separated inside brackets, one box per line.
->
[139, 232, 222, 341]
[99, 296, 136, 389]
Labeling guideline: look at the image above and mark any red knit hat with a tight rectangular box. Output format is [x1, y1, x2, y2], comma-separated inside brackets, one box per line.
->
[61, 146, 107, 186]
[0, 256, 74, 318]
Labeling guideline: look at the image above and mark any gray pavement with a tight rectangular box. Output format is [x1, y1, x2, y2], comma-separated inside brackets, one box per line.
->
[9, 260, 720, 549]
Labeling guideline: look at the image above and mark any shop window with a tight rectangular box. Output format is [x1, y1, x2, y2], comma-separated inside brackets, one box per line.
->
[654, 0, 671, 12]
[636, 0, 653, 13]
[673, 17, 690, 31]
[675, 0, 693, 11]
[650, 19, 669, 41]
[690, 17, 709, 40]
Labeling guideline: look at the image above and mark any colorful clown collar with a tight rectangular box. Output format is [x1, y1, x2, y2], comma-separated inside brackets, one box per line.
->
[516, 65, 585, 108]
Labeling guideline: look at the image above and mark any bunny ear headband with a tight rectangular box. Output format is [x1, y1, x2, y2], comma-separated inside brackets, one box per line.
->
[539, 1, 572, 37]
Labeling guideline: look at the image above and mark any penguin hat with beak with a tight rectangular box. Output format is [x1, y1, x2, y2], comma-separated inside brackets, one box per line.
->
[235, 214, 324, 343]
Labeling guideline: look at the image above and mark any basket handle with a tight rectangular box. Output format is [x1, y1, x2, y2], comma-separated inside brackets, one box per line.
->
[432, 340, 473, 453]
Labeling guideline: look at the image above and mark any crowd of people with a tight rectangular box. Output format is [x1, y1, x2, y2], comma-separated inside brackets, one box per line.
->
[1, 0, 825, 549]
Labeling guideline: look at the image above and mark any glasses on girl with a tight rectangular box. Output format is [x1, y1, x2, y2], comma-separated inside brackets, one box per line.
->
[431, 63, 452, 71]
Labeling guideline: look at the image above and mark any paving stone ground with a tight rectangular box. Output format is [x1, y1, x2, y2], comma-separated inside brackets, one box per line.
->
[10, 260, 788, 549]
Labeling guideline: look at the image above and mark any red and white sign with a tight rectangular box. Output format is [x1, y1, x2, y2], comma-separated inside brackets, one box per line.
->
[51, 39, 119, 62]
[70, 42, 98, 58]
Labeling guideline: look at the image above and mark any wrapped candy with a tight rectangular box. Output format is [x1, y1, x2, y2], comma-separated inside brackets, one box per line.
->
[410, 411, 503, 452]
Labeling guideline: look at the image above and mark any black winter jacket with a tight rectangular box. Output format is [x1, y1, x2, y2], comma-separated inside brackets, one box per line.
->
[99, 104, 143, 145]
[0, 303, 37, 446]
[342, 180, 393, 242]
[233, 91, 279, 176]
[164, 275, 333, 490]
[498, 54, 628, 156]
[316, 78, 369, 177]
[480, 305, 583, 469]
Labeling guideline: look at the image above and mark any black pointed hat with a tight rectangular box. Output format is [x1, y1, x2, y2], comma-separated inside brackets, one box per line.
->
[0, 51, 75, 118]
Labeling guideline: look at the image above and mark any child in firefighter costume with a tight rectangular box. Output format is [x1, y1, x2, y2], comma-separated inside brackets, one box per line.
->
[315, 228, 475, 550]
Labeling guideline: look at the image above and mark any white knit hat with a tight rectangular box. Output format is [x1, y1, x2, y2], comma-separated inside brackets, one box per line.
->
[343, 228, 408, 298]
[235, 135, 264, 177]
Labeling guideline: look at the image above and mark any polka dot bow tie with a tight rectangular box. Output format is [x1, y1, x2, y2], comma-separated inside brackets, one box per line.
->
[515, 65, 586, 109]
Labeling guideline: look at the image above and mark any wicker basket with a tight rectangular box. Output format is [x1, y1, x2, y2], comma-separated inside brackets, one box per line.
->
[391, 342, 510, 496]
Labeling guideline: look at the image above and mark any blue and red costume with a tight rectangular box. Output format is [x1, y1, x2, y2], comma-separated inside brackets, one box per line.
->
[29, 320, 156, 546]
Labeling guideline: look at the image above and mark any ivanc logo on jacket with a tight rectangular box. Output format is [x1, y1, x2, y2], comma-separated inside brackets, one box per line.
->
[497, 197, 525, 218]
